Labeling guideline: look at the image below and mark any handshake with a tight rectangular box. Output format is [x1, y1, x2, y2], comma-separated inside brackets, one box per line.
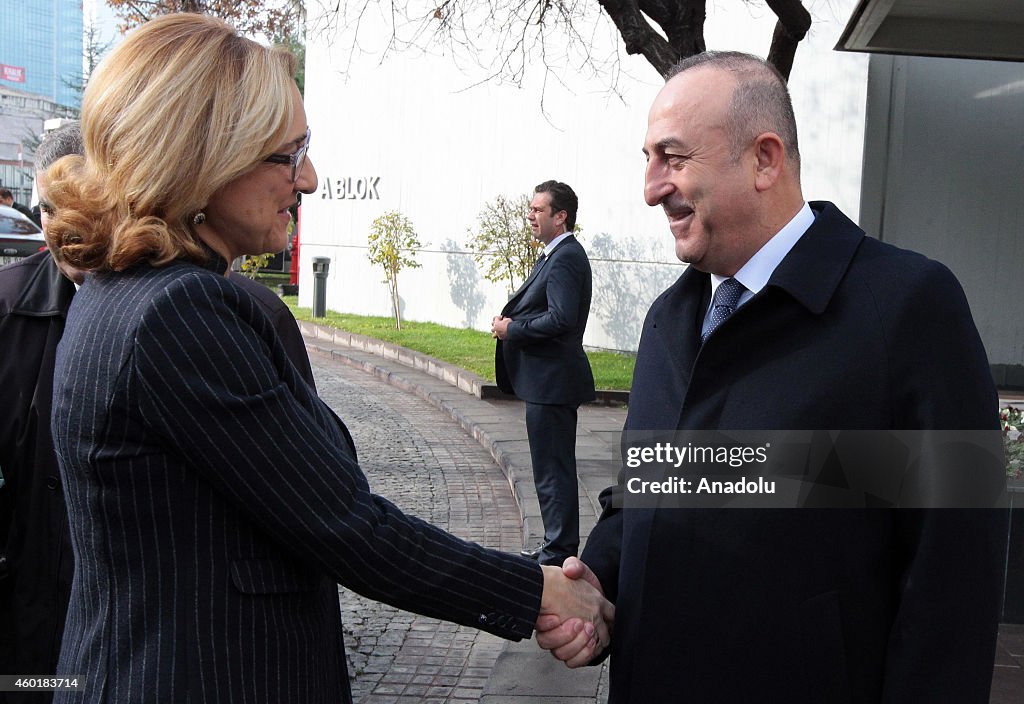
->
[535, 557, 614, 668]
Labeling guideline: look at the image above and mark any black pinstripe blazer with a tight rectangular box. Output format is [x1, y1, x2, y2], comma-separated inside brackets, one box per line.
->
[50, 255, 542, 703]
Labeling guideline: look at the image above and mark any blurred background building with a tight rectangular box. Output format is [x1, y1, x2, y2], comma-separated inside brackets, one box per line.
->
[0, 0, 84, 204]
[1, 0, 84, 108]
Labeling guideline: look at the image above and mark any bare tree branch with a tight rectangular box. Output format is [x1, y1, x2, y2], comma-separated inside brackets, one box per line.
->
[309, 0, 812, 96]
[107, 0, 305, 40]
[595, 0, 676, 76]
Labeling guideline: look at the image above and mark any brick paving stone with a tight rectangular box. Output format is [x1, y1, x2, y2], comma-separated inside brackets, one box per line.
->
[311, 355, 526, 703]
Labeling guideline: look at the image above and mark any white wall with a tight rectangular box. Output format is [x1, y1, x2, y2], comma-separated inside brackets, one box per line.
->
[301, 0, 869, 352]
[860, 54, 1024, 373]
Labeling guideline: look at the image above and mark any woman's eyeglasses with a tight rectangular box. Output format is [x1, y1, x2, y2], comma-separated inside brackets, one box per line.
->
[264, 127, 311, 184]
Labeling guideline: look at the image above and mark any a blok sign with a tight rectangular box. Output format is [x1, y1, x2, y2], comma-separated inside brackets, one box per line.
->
[320, 176, 380, 200]
[1, 64, 25, 83]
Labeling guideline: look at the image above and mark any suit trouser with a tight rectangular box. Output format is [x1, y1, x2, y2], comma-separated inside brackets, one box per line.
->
[524, 402, 579, 563]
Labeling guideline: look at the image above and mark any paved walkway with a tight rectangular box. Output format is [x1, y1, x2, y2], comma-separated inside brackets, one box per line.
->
[313, 357, 521, 702]
[300, 320, 1022, 703]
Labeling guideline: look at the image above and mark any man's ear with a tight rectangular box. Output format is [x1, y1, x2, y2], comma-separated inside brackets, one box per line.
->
[752, 132, 786, 192]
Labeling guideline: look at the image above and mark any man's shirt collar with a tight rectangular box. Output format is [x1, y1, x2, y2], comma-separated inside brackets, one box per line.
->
[543, 231, 573, 256]
[709, 202, 815, 308]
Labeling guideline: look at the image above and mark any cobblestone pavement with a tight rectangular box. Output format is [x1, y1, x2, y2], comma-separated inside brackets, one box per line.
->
[311, 356, 527, 704]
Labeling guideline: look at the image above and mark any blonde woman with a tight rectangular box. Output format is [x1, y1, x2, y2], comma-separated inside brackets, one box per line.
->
[45, 14, 611, 703]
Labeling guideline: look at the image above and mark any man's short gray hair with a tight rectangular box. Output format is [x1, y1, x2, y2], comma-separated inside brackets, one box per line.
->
[36, 121, 84, 171]
[667, 51, 800, 167]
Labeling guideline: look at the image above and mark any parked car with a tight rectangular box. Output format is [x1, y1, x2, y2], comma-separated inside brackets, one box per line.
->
[0, 205, 46, 267]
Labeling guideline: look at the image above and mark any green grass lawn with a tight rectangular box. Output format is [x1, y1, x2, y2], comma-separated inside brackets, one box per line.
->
[254, 271, 290, 286]
[282, 297, 634, 390]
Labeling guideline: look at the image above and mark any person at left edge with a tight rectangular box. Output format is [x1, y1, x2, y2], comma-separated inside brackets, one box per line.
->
[0, 118, 326, 704]
[0, 188, 38, 225]
[44, 14, 612, 703]
[0, 123, 83, 704]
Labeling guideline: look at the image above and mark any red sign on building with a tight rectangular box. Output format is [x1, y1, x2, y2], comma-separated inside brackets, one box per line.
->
[1, 64, 26, 83]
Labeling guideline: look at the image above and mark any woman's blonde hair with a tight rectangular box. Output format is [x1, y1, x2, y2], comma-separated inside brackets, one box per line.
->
[46, 13, 297, 272]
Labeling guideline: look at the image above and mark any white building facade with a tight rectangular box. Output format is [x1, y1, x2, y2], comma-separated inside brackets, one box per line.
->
[300, 0, 869, 352]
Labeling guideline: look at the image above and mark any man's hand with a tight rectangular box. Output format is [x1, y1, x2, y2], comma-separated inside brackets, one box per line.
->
[535, 558, 612, 667]
[491, 315, 511, 340]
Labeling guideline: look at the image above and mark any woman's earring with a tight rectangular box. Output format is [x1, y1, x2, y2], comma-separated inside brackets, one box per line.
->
[192, 211, 206, 226]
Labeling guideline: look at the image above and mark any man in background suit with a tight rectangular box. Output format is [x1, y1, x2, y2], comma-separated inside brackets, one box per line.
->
[492, 180, 595, 566]
[540, 52, 1006, 702]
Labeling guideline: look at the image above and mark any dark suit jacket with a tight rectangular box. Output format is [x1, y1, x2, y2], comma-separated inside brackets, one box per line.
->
[51, 255, 542, 703]
[582, 202, 1007, 703]
[0, 253, 76, 698]
[495, 235, 595, 406]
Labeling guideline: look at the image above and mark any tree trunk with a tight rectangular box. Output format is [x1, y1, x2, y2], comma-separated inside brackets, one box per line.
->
[639, 0, 707, 71]
[596, 0, 812, 80]
[765, 0, 812, 80]
[390, 278, 402, 330]
[597, 0, 684, 77]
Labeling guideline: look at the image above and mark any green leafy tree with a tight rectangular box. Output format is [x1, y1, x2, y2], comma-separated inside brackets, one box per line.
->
[367, 211, 423, 329]
[466, 194, 542, 294]
[240, 253, 272, 278]
[273, 31, 306, 93]
[240, 219, 293, 278]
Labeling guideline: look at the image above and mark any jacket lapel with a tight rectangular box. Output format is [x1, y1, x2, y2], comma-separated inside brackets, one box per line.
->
[506, 255, 546, 304]
[503, 235, 576, 311]
[764, 201, 864, 314]
[650, 266, 709, 388]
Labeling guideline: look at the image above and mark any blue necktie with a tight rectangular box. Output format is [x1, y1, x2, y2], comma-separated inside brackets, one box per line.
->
[701, 278, 746, 344]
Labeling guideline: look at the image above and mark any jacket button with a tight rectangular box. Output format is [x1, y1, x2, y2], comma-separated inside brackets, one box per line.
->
[46, 475, 61, 490]
[478, 614, 490, 625]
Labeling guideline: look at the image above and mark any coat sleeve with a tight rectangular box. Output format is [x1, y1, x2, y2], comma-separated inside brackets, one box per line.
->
[132, 273, 543, 640]
[580, 479, 624, 605]
[876, 258, 1007, 702]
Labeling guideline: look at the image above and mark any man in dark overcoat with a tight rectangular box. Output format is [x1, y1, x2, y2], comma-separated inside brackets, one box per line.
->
[540, 51, 1007, 703]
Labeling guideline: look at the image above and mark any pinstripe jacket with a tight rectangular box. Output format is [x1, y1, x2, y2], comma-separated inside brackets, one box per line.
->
[50, 254, 543, 703]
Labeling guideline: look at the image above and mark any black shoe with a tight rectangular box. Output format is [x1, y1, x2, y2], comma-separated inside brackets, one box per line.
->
[520, 543, 548, 559]
[539, 554, 573, 567]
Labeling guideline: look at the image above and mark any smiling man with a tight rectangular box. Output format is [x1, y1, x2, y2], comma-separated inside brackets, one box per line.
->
[540, 51, 1006, 703]
[491, 180, 595, 567]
